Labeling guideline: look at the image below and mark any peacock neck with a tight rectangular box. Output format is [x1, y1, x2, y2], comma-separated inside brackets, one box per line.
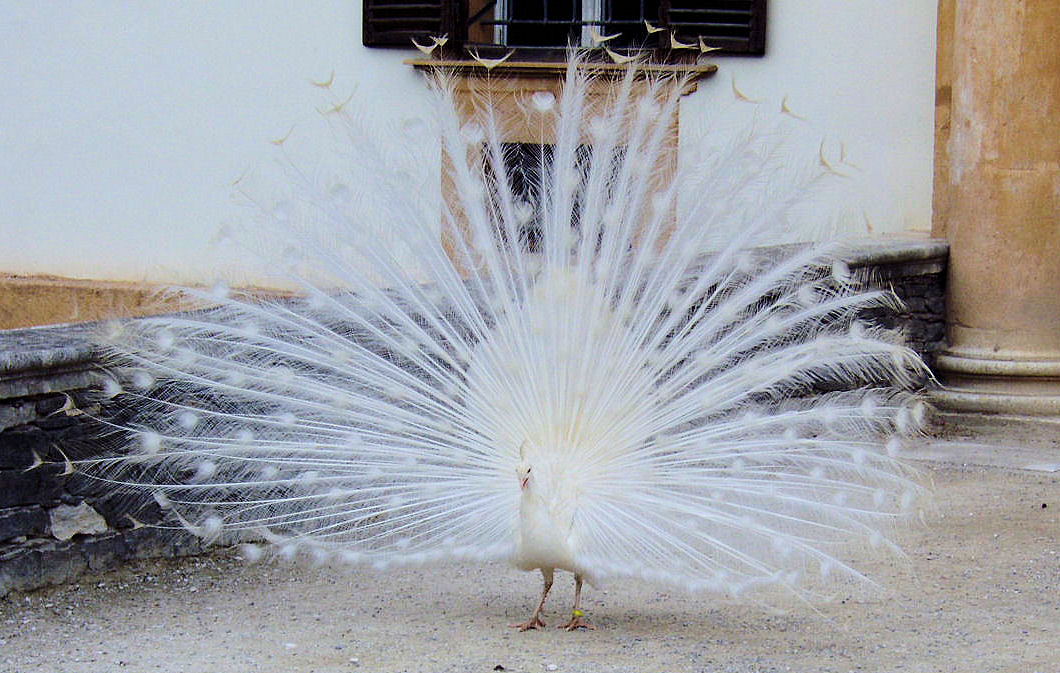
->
[516, 460, 579, 573]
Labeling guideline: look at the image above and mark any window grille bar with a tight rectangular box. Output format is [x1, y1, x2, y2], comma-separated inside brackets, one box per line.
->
[459, 0, 764, 53]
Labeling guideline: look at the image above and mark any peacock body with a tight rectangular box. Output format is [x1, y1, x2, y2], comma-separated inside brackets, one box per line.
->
[91, 58, 927, 630]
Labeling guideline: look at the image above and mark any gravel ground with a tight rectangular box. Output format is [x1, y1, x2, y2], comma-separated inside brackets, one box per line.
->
[1, 451, 1056, 673]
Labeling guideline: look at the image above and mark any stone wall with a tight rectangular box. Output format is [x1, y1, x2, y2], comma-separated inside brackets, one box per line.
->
[848, 238, 949, 372]
[0, 239, 948, 595]
[0, 323, 200, 596]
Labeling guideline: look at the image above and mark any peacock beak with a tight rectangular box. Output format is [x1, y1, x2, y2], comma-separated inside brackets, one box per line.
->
[520, 475, 530, 490]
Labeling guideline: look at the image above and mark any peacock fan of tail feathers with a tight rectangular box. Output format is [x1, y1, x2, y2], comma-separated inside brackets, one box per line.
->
[86, 56, 930, 630]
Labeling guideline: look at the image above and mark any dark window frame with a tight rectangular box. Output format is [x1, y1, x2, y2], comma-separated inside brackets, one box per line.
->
[363, 0, 765, 57]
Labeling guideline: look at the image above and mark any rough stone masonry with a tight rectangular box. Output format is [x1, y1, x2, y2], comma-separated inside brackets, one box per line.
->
[0, 239, 947, 595]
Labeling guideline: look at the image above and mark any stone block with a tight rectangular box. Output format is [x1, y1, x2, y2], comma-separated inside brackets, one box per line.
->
[33, 463, 65, 507]
[0, 469, 43, 508]
[35, 412, 77, 431]
[0, 402, 37, 432]
[48, 422, 103, 461]
[90, 491, 164, 528]
[903, 297, 928, 314]
[123, 526, 202, 560]
[925, 322, 946, 342]
[48, 502, 109, 541]
[80, 533, 130, 571]
[0, 545, 42, 594]
[65, 471, 111, 498]
[0, 426, 48, 469]
[34, 394, 68, 417]
[0, 506, 48, 542]
[121, 527, 172, 559]
[169, 531, 205, 558]
[0, 538, 86, 594]
[926, 294, 945, 315]
[38, 540, 87, 587]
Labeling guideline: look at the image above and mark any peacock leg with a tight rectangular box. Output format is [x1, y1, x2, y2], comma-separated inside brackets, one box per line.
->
[510, 568, 553, 631]
[558, 573, 595, 631]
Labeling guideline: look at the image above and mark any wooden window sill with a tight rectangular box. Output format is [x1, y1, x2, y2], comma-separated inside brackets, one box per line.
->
[405, 58, 717, 81]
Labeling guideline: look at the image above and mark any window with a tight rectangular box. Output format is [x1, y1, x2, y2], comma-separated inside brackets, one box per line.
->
[363, 0, 766, 56]
[486, 142, 601, 252]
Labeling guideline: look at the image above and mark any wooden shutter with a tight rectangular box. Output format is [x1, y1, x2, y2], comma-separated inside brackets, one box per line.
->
[362, 0, 452, 47]
[665, 0, 766, 55]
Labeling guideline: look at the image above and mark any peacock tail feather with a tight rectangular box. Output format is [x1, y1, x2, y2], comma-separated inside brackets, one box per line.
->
[86, 56, 928, 599]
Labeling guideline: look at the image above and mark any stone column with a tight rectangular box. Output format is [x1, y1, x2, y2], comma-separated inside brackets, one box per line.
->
[932, 0, 1060, 415]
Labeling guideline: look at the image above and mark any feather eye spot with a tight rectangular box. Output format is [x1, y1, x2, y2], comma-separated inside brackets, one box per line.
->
[141, 432, 162, 454]
[885, 436, 903, 457]
[900, 490, 917, 511]
[530, 91, 555, 112]
[102, 378, 124, 399]
[130, 370, 155, 390]
[240, 543, 264, 563]
[153, 491, 172, 510]
[177, 411, 200, 431]
[860, 396, 877, 417]
[340, 550, 362, 565]
[155, 329, 176, 350]
[191, 460, 217, 483]
[868, 530, 883, 549]
[201, 515, 223, 541]
[401, 116, 426, 134]
[272, 201, 293, 223]
[831, 260, 851, 284]
[209, 280, 230, 301]
[819, 560, 834, 579]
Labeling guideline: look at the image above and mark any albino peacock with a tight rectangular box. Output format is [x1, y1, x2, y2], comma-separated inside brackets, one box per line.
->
[89, 58, 927, 631]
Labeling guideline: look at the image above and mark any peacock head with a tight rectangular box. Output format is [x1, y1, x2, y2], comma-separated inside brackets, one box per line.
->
[516, 462, 532, 491]
[516, 441, 532, 491]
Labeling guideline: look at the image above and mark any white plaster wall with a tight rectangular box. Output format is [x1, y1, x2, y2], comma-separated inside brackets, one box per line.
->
[0, 1, 936, 286]
[682, 1, 938, 240]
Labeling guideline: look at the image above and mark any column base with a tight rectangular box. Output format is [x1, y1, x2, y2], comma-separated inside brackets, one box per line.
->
[931, 350, 1060, 416]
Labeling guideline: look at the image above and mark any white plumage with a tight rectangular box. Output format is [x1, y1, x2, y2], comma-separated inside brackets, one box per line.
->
[90, 57, 926, 631]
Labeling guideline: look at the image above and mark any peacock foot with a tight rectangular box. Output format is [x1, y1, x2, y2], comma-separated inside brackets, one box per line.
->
[510, 614, 546, 631]
[509, 615, 547, 631]
[557, 611, 595, 631]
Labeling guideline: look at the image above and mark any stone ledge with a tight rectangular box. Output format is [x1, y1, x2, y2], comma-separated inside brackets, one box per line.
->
[846, 238, 949, 276]
[0, 322, 101, 399]
[0, 531, 205, 595]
